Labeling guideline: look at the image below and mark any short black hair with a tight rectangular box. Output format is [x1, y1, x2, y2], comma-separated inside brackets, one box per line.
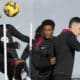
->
[69, 17, 80, 28]
[41, 19, 55, 29]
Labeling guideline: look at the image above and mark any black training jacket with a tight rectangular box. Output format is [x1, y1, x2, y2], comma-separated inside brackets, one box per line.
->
[54, 29, 80, 77]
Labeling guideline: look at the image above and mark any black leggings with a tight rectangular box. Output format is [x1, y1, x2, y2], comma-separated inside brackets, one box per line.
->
[38, 70, 53, 80]
[53, 74, 72, 80]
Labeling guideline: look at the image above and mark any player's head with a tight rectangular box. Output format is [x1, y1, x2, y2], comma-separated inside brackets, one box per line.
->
[11, 59, 28, 80]
[69, 17, 80, 36]
[41, 19, 55, 39]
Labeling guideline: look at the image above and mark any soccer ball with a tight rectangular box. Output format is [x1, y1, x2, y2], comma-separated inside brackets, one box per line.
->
[4, 1, 19, 17]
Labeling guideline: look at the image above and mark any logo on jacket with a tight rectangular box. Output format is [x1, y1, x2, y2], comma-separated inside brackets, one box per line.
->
[41, 46, 46, 50]
[1, 36, 9, 43]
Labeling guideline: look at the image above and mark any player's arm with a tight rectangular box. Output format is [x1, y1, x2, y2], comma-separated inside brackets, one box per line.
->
[21, 44, 30, 60]
[0, 41, 20, 49]
[67, 33, 80, 51]
[8, 24, 29, 43]
[7, 42, 20, 49]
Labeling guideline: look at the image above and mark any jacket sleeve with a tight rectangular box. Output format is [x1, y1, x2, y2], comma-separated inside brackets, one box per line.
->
[48, 42, 55, 58]
[7, 24, 29, 43]
[44, 38, 55, 59]
[67, 33, 80, 51]
[7, 42, 19, 48]
[0, 41, 19, 48]
[21, 45, 30, 60]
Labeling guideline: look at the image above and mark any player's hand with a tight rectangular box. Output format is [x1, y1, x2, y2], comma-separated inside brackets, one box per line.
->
[17, 43, 20, 49]
[50, 57, 56, 65]
[15, 42, 20, 49]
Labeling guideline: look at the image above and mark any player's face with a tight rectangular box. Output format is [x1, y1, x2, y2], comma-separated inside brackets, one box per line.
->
[42, 25, 54, 39]
[71, 22, 80, 36]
